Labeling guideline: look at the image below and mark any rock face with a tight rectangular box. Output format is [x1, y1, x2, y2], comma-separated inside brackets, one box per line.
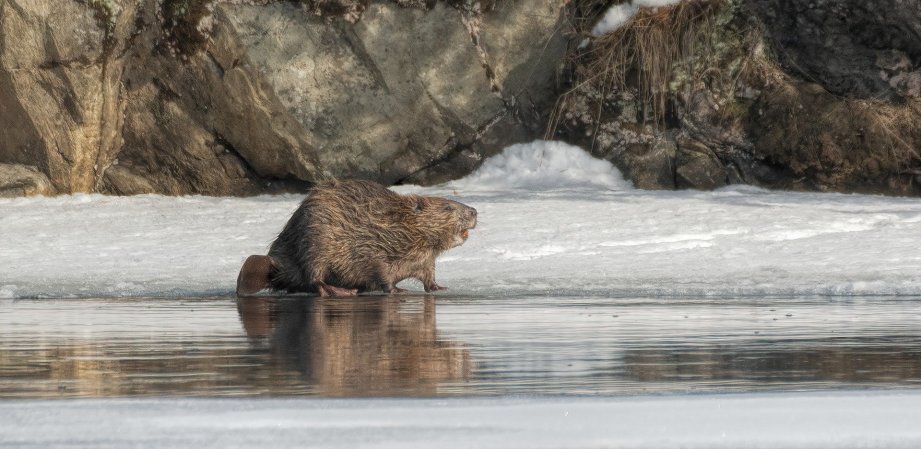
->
[0, 163, 54, 197]
[0, 0, 566, 195]
[749, 0, 921, 102]
[554, 0, 921, 196]
[5, 0, 919, 198]
[0, 0, 113, 195]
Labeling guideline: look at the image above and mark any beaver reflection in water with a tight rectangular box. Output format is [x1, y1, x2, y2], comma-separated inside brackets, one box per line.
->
[236, 296, 471, 395]
[237, 179, 477, 297]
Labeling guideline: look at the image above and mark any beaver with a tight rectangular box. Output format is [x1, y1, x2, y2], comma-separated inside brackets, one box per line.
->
[236, 179, 477, 297]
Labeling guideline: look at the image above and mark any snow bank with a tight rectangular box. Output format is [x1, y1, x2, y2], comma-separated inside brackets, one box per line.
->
[592, 0, 684, 36]
[3, 392, 921, 449]
[3, 140, 921, 299]
[443, 140, 630, 192]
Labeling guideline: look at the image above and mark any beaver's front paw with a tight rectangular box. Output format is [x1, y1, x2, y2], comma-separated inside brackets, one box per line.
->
[424, 282, 448, 292]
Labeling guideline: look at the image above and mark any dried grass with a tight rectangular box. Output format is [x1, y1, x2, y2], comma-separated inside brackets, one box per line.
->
[548, 0, 921, 191]
[548, 0, 725, 135]
[742, 45, 921, 178]
[836, 100, 921, 175]
[746, 37, 921, 190]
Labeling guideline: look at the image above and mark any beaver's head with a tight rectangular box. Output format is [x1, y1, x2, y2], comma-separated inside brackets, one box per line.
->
[412, 196, 477, 249]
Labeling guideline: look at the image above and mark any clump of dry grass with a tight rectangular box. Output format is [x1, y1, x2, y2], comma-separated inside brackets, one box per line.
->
[863, 100, 921, 182]
[548, 0, 725, 134]
[734, 43, 921, 189]
[549, 0, 921, 193]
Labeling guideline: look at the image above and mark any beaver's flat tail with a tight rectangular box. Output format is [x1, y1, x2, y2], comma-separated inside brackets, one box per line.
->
[236, 255, 275, 296]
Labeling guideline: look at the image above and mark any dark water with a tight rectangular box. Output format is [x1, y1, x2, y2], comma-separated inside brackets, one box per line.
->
[2, 295, 921, 398]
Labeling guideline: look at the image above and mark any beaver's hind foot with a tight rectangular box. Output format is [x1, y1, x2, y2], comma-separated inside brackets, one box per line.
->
[424, 282, 447, 292]
[315, 281, 358, 297]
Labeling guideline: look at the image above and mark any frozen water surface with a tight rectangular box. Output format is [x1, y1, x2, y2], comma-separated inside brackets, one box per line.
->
[4, 393, 921, 449]
[3, 141, 921, 299]
[2, 141, 921, 447]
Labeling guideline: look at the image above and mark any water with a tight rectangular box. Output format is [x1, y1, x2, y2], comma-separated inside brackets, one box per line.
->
[2, 295, 921, 398]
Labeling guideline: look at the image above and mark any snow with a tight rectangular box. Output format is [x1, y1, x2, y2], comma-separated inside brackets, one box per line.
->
[2, 140, 921, 299]
[442, 140, 630, 191]
[591, 0, 685, 36]
[3, 392, 921, 448]
[591, 2, 639, 36]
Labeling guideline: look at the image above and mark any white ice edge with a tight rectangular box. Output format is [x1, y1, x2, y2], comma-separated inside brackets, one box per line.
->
[2, 140, 921, 299]
[3, 391, 921, 449]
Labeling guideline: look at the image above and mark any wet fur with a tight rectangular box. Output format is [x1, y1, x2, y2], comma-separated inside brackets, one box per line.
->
[266, 179, 476, 294]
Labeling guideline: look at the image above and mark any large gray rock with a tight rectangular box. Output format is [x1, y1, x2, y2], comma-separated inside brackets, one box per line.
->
[114, 0, 324, 195]
[0, 163, 55, 197]
[0, 0, 567, 196]
[0, 0, 116, 193]
[222, 0, 565, 184]
[674, 137, 727, 190]
[615, 132, 677, 190]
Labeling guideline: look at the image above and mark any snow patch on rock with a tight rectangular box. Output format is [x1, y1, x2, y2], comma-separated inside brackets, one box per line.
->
[592, 0, 685, 36]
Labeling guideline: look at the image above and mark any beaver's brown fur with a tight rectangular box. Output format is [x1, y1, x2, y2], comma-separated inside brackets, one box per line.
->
[237, 179, 477, 296]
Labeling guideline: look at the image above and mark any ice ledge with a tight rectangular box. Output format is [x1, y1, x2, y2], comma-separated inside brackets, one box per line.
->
[3, 391, 921, 448]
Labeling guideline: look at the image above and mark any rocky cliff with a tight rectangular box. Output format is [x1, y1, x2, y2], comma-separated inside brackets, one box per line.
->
[2, 0, 920, 197]
[0, 0, 565, 196]
[554, 0, 921, 195]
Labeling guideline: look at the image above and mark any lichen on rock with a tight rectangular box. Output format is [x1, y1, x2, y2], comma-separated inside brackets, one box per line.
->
[158, 0, 215, 56]
[286, 0, 500, 23]
[82, 0, 120, 43]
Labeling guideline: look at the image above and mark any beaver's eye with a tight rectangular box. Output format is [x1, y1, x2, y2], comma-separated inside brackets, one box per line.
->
[444, 205, 453, 211]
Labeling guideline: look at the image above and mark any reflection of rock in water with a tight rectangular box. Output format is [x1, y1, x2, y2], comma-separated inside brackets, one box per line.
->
[622, 340, 921, 385]
[236, 296, 471, 396]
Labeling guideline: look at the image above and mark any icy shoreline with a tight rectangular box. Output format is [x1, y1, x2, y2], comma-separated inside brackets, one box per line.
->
[3, 391, 921, 449]
[3, 141, 921, 299]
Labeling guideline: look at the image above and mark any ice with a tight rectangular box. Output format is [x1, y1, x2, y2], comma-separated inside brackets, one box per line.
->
[3, 392, 921, 449]
[2, 140, 921, 299]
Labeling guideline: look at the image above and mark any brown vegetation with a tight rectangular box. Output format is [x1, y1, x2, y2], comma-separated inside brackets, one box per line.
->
[550, 0, 725, 133]
[549, 0, 921, 194]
